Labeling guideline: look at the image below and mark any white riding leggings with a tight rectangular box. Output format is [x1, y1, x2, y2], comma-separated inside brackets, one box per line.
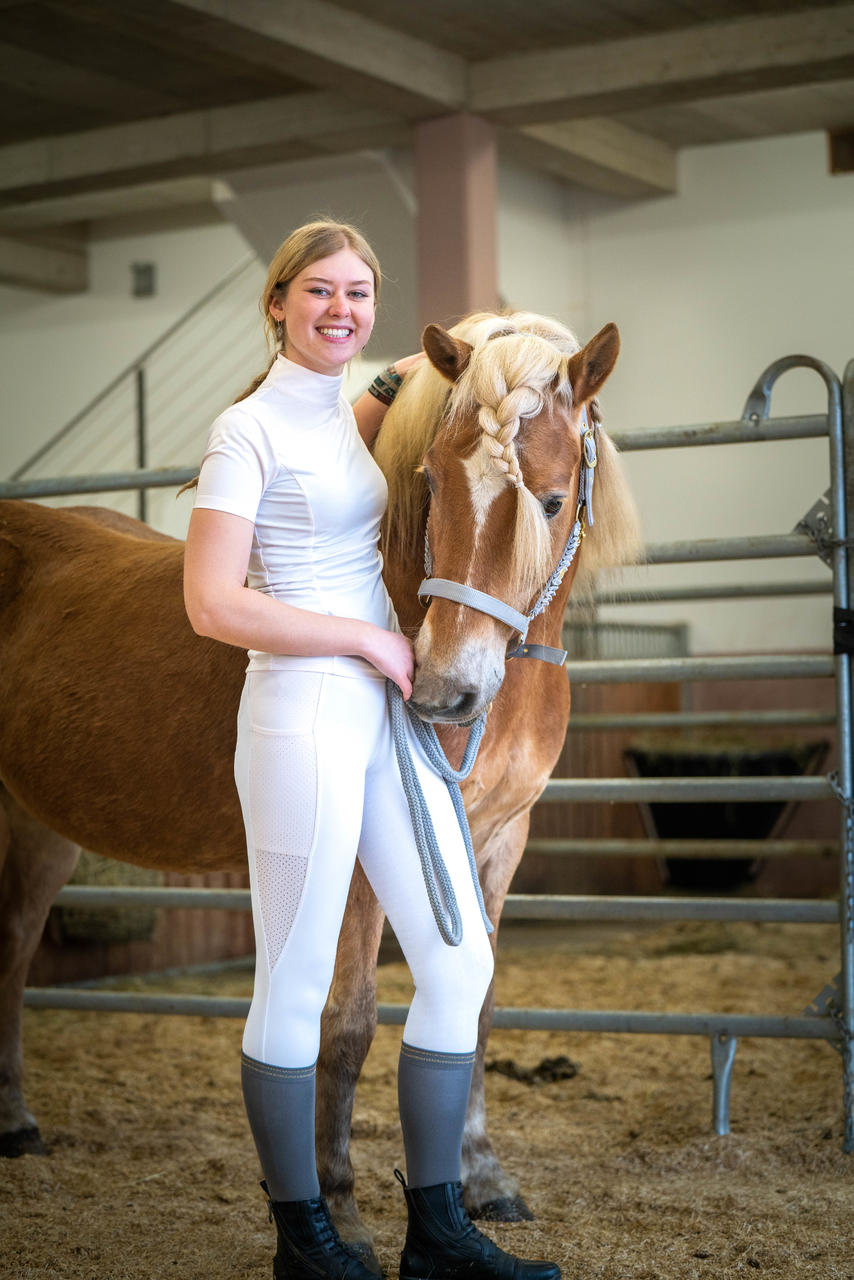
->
[234, 668, 495, 1069]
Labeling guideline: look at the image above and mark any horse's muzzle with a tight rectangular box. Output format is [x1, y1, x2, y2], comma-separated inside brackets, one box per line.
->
[407, 687, 483, 725]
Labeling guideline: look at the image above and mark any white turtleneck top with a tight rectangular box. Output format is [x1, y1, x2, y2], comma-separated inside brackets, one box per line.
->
[194, 354, 399, 675]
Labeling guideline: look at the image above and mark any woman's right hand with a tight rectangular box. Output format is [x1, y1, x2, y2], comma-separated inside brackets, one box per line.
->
[361, 626, 415, 700]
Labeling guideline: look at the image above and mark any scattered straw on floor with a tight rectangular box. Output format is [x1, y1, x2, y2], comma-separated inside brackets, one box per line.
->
[3, 920, 851, 1279]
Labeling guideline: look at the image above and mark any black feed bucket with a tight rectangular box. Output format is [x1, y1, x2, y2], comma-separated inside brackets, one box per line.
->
[624, 738, 830, 890]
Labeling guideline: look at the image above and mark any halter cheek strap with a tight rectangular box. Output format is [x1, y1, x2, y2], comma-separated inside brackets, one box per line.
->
[418, 408, 597, 667]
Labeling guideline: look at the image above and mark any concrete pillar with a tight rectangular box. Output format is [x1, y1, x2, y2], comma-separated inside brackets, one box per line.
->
[414, 113, 498, 333]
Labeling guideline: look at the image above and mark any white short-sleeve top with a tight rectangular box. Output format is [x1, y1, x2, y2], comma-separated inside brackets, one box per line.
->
[194, 354, 399, 676]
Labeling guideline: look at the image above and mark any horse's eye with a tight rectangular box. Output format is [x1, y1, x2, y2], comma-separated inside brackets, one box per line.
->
[540, 495, 564, 519]
[421, 466, 436, 495]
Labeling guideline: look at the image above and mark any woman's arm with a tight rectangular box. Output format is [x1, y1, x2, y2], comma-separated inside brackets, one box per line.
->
[353, 352, 425, 446]
[183, 507, 415, 697]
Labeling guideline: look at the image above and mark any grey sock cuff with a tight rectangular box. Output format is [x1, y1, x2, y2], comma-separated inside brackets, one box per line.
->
[400, 1042, 476, 1070]
[241, 1051, 317, 1081]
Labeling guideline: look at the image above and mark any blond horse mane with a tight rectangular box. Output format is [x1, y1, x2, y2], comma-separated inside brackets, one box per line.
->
[373, 310, 641, 595]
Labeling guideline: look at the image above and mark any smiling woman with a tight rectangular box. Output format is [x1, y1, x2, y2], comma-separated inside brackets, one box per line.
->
[180, 219, 561, 1280]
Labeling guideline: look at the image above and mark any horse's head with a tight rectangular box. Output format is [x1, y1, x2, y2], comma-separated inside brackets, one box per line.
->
[375, 311, 641, 724]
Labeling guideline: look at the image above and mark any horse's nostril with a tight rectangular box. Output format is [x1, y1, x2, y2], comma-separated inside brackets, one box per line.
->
[408, 687, 482, 724]
[451, 689, 478, 717]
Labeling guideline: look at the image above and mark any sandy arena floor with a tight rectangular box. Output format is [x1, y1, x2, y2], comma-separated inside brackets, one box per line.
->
[2, 920, 852, 1280]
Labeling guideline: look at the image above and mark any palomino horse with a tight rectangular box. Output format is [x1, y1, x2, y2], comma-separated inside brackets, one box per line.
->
[0, 310, 640, 1253]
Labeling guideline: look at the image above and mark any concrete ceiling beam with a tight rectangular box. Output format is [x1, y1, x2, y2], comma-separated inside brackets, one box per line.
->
[505, 120, 677, 198]
[470, 4, 854, 124]
[0, 231, 88, 293]
[0, 92, 406, 205]
[167, 0, 467, 117]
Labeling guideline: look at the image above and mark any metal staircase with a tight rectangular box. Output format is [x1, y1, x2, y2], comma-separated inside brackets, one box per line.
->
[9, 253, 266, 538]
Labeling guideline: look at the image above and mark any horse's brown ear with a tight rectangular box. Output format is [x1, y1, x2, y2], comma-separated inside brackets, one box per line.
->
[422, 325, 473, 383]
[567, 323, 620, 404]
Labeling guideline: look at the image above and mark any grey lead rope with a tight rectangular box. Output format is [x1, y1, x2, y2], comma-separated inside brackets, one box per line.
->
[386, 680, 493, 946]
[393, 410, 597, 942]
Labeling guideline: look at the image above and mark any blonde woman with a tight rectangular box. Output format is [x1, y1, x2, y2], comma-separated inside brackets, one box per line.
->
[183, 220, 560, 1280]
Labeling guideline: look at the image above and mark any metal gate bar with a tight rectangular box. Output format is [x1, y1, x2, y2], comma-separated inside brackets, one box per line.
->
[503, 895, 836, 923]
[568, 709, 834, 730]
[585, 579, 830, 605]
[0, 466, 198, 500]
[609, 414, 827, 450]
[524, 838, 835, 859]
[20, 988, 842, 1044]
[563, 654, 832, 682]
[540, 777, 829, 802]
[646, 533, 815, 562]
[46, 884, 836, 923]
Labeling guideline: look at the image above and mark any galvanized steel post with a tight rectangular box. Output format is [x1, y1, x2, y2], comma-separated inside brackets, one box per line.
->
[839, 357, 854, 1152]
[135, 366, 147, 524]
[744, 353, 852, 1151]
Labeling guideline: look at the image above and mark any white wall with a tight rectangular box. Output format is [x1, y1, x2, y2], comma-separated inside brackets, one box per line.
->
[0, 219, 260, 476]
[498, 132, 850, 653]
[0, 157, 420, 539]
[0, 216, 273, 537]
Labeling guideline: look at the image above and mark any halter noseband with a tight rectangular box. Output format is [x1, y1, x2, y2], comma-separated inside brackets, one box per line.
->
[417, 407, 597, 667]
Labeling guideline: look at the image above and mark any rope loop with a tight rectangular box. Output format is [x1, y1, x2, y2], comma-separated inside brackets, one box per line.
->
[386, 681, 492, 947]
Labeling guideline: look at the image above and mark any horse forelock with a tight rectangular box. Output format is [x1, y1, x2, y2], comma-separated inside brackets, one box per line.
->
[375, 310, 581, 575]
[447, 317, 580, 593]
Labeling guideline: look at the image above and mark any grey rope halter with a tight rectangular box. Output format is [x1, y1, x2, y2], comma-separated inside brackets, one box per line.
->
[390, 406, 598, 945]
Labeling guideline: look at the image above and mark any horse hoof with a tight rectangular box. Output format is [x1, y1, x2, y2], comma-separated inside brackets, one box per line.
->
[0, 1125, 48, 1158]
[469, 1196, 534, 1223]
[346, 1240, 383, 1275]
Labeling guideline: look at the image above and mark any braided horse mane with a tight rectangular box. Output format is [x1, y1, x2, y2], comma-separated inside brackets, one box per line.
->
[374, 309, 640, 595]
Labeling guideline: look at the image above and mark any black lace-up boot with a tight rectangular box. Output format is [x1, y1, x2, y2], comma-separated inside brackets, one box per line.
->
[396, 1171, 561, 1280]
[261, 1181, 378, 1280]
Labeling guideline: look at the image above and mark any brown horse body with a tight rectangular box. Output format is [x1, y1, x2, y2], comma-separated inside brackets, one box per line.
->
[0, 313, 639, 1245]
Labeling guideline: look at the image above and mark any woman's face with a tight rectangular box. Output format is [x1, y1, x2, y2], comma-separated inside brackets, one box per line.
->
[270, 247, 376, 376]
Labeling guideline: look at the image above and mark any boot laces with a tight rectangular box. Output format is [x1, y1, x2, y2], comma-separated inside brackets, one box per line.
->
[309, 1201, 345, 1251]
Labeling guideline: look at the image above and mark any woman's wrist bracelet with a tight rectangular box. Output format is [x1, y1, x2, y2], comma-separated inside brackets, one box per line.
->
[367, 366, 404, 407]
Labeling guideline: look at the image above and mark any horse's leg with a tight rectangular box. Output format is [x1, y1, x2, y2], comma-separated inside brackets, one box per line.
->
[462, 812, 534, 1222]
[0, 786, 80, 1156]
[316, 861, 385, 1270]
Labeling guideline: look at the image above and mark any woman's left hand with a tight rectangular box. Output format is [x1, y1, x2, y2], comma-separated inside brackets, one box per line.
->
[390, 352, 426, 377]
